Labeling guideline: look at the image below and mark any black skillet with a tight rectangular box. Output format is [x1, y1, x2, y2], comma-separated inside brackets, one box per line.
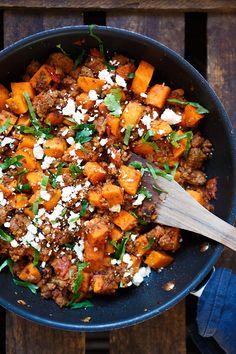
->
[0, 26, 236, 331]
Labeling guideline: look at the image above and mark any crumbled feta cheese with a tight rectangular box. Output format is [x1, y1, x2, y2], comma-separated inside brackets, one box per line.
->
[100, 138, 108, 146]
[140, 92, 147, 98]
[73, 240, 84, 261]
[133, 193, 146, 206]
[1, 137, 14, 147]
[98, 69, 114, 85]
[132, 266, 151, 286]
[61, 128, 69, 137]
[160, 108, 182, 125]
[108, 163, 115, 169]
[138, 128, 144, 137]
[40, 190, 51, 201]
[27, 224, 37, 234]
[41, 261, 46, 268]
[66, 137, 75, 145]
[41, 156, 55, 169]
[47, 204, 64, 221]
[153, 111, 159, 119]
[62, 98, 76, 116]
[33, 144, 44, 160]
[131, 234, 138, 241]
[4, 222, 10, 228]
[88, 89, 98, 101]
[10, 239, 18, 248]
[61, 186, 75, 202]
[115, 74, 127, 88]
[141, 114, 152, 129]
[109, 204, 121, 213]
[0, 192, 7, 206]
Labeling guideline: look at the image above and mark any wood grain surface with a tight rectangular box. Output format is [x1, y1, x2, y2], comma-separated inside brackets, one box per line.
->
[0, 0, 236, 11]
[208, 13, 236, 272]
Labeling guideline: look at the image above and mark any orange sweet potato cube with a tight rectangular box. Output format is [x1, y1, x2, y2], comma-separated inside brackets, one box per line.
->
[83, 162, 107, 185]
[18, 135, 37, 149]
[87, 218, 110, 246]
[107, 115, 121, 137]
[76, 93, 95, 110]
[17, 114, 31, 127]
[102, 184, 123, 206]
[30, 64, 52, 91]
[44, 189, 62, 212]
[187, 190, 204, 205]
[43, 137, 67, 158]
[146, 84, 171, 109]
[9, 193, 28, 208]
[26, 171, 43, 192]
[181, 104, 204, 127]
[120, 101, 144, 128]
[88, 189, 104, 208]
[113, 210, 138, 231]
[172, 130, 187, 159]
[132, 140, 156, 157]
[150, 120, 172, 140]
[46, 111, 64, 125]
[144, 250, 173, 269]
[134, 235, 150, 257]
[111, 227, 123, 241]
[19, 263, 41, 283]
[131, 60, 154, 94]
[0, 110, 17, 135]
[15, 148, 38, 171]
[118, 165, 141, 196]
[11, 82, 35, 99]
[0, 83, 9, 111]
[6, 95, 28, 114]
[77, 76, 106, 92]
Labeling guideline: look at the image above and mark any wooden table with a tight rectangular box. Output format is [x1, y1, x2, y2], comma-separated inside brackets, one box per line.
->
[0, 1, 236, 353]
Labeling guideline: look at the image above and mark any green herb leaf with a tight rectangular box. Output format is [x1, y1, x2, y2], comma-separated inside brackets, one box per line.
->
[0, 155, 23, 171]
[33, 248, 40, 266]
[167, 130, 193, 157]
[143, 238, 154, 250]
[146, 162, 173, 182]
[129, 161, 143, 170]
[69, 300, 94, 309]
[65, 243, 75, 250]
[130, 211, 148, 226]
[104, 88, 122, 117]
[32, 201, 39, 215]
[49, 162, 64, 189]
[15, 183, 31, 192]
[69, 164, 83, 178]
[124, 124, 134, 146]
[74, 49, 86, 69]
[171, 161, 179, 177]
[110, 235, 129, 260]
[105, 62, 116, 71]
[13, 278, 38, 294]
[127, 72, 135, 79]
[0, 258, 13, 274]
[0, 117, 10, 134]
[80, 199, 89, 217]
[56, 43, 70, 56]
[0, 229, 14, 242]
[75, 125, 95, 144]
[89, 24, 105, 57]
[167, 98, 209, 114]
[138, 186, 152, 199]
[119, 281, 124, 288]
[73, 262, 89, 293]
[142, 130, 155, 142]
[41, 175, 49, 190]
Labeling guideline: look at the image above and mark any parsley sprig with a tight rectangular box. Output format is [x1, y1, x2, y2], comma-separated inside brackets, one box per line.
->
[167, 98, 209, 114]
[104, 88, 122, 117]
[0, 258, 13, 274]
[73, 262, 89, 293]
[75, 124, 96, 145]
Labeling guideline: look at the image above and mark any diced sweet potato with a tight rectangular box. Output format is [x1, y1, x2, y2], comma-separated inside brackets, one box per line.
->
[88, 189, 105, 208]
[77, 76, 105, 92]
[102, 184, 123, 206]
[132, 140, 155, 157]
[187, 189, 204, 205]
[26, 171, 43, 192]
[0, 83, 9, 111]
[11, 82, 35, 99]
[172, 130, 186, 159]
[86, 218, 110, 246]
[44, 189, 61, 211]
[92, 274, 118, 294]
[134, 235, 149, 257]
[0, 180, 17, 197]
[105, 242, 115, 255]
[6, 95, 28, 114]
[181, 104, 204, 127]
[18, 134, 36, 149]
[17, 114, 31, 127]
[24, 207, 34, 219]
[144, 250, 173, 269]
[111, 227, 123, 241]
[15, 148, 37, 171]
[146, 84, 171, 109]
[45, 111, 64, 125]
[113, 210, 138, 231]
[118, 165, 141, 195]
[0, 110, 18, 135]
[43, 137, 67, 158]
[9, 193, 28, 208]
[79, 272, 91, 293]
[116, 62, 135, 80]
[30, 64, 52, 91]
[107, 115, 121, 138]
[62, 144, 88, 162]
[120, 101, 144, 128]
[83, 162, 107, 185]
[19, 262, 41, 283]
[131, 60, 154, 94]
[150, 120, 172, 140]
[75, 93, 95, 110]
[84, 239, 105, 265]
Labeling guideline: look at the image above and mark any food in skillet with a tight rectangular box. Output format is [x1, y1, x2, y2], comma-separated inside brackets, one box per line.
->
[0, 36, 217, 308]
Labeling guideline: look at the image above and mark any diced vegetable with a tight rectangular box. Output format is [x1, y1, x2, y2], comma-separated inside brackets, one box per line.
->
[18, 135, 37, 149]
[134, 235, 150, 256]
[144, 250, 173, 269]
[111, 227, 123, 241]
[26, 171, 43, 192]
[9, 193, 28, 208]
[107, 115, 121, 137]
[132, 139, 156, 157]
[113, 210, 138, 231]
[83, 162, 107, 185]
[6, 95, 28, 114]
[30, 64, 52, 91]
[87, 218, 110, 246]
[0, 83, 9, 111]
[17, 114, 31, 127]
[11, 82, 35, 99]
[44, 189, 61, 211]
[15, 148, 38, 171]
[0, 110, 17, 135]
[131, 60, 154, 94]
[172, 130, 187, 159]
[150, 120, 172, 140]
[76, 93, 95, 110]
[120, 101, 144, 128]
[77, 76, 105, 92]
[146, 84, 171, 108]
[187, 189, 204, 205]
[116, 62, 135, 80]
[118, 165, 141, 195]
[181, 104, 204, 127]
[19, 262, 41, 284]
[46, 111, 64, 125]
[102, 184, 123, 206]
[43, 137, 67, 158]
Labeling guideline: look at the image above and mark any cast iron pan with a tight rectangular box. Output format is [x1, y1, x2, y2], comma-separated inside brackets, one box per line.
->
[0, 26, 236, 331]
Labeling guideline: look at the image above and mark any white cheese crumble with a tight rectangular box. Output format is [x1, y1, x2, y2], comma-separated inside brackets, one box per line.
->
[109, 204, 121, 213]
[41, 156, 55, 170]
[73, 240, 84, 262]
[1, 137, 14, 147]
[61, 186, 75, 202]
[98, 69, 114, 85]
[40, 190, 51, 201]
[10, 239, 18, 248]
[27, 224, 37, 234]
[100, 138, 108, 146]
[132, 266, 151, 286]
[122, 253, 133, 268]
[66, 137, 75, 145]
[0, 192, 7, 206]
[138, 128, 144, 137]
[61, 128, 69, 137]
[47, 203, 64, 222]
[160, 108, 182, 125]
[140, 92, 147, 98]
[115, 74, 127, 88]
[33, 144, 44, 160]
[133, 193, 146, 206]
[62, 98, 76, 116]
[4, 222, 10, 228]
[88, 89, 98, 101]
[141, 114, 152, 129]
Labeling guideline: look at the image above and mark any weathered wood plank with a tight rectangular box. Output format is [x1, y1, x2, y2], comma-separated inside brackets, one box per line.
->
[110, 301, 186, 354]
[3, 9, 83, 47]
[3, 9, 85, 354]
[0, 0, 236, 11]
[107, 12, 185, 54]
[208, 14, 236, 272]
[107, 11, 186, 354]
[6, 312, 85, 354]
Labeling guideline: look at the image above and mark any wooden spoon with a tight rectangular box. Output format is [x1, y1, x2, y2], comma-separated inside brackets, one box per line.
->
[130, 153, 236, 251]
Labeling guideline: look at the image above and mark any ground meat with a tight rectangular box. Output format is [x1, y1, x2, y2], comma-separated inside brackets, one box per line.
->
[94, 115, 107, 136]
[185, 147, 208, 169]
[9, 214, 30, 240]
[22, 59, 40, 81]
[136, 200, 158, 222]
[112, 54, 129, 66]
[79, 66, 94, 77]
[51, 288, 69, 307]
[61, 75, 76, 87]
[205, 177, 217, 200]
[91, 270, 120, 294]
[179, 166, 206, 186]
[0, 205, 12, 225]
[158, 227, 181, 251]
[33, 90, 61, 119]
[47, 52, 74, 74]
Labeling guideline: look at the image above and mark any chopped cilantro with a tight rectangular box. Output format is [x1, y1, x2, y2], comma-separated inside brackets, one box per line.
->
[73, 262, 89, 293]
[13, 278, 38, 294]
[167, 130, 193, 157]
[0, 117, 10, 134]
[167, 98, 209, 114]
[0, 258, 13, 274]
[143, 238, 154, 250]
[127, 72, 135, 79]
[49, 162, 64, 188]
[65, 243, 75, 250]
[123, 124, 134, 146]
[119, 281, 124, 288]
[89, 24, 105, 57]
[110, 235, 129, 260]
[141, 129, 159, 152]
[74, 49, 86, 69]
[15, 183, 31, 192]
[0, 229, 14, 242]
[104, 88, 122, 117]
[33, 248, 40, 266]
[138, 186, 152, 199]
[146, 163, 173, 182]
[69, 164, 83, 178]
[171, 161, 179, 177]
[130, 211, 148, 226]
[129, 161, 143, 170]
[75, 125, 95, 145]
[163, 161, 179, 178]
[69, 300, 93, 309]
[80, 199, 89, 217]
[0, 155, 23, 171]
[163, 161, 170, 174]
[56, 43, 70, 56]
